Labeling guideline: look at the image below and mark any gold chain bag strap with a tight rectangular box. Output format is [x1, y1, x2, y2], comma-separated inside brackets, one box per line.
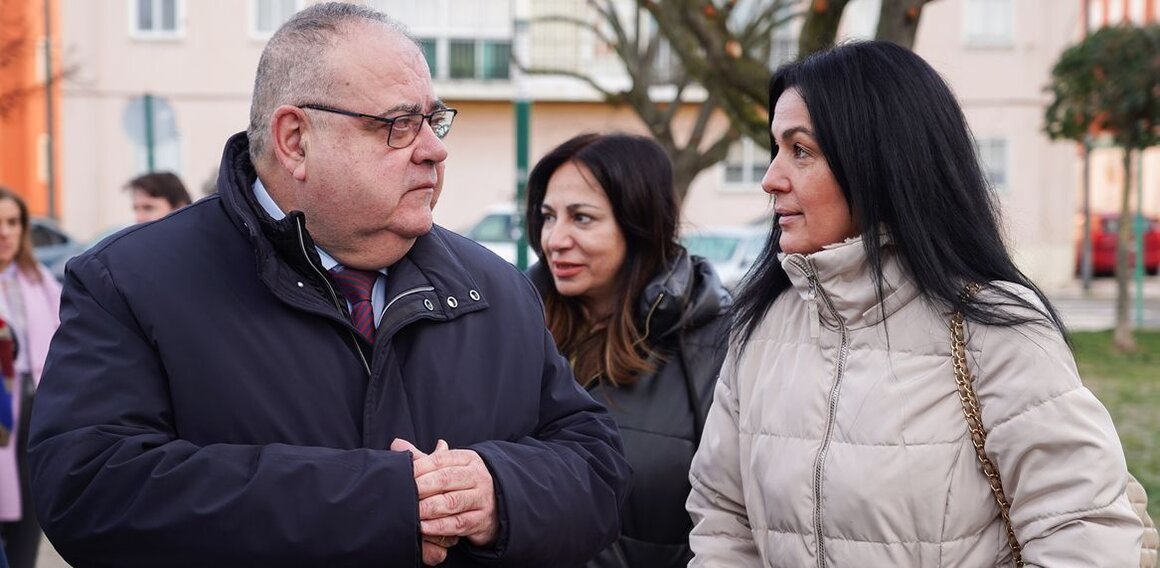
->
[953, 285, 1158, 568]
[950, 289, 1025, 567]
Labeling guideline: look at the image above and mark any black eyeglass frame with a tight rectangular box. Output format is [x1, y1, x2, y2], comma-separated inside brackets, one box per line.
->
[297, 103, 458, 149]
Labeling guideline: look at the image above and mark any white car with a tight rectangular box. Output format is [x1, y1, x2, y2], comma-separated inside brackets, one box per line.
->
[461, 203, 537, 266]
[681, 225, 769, 289]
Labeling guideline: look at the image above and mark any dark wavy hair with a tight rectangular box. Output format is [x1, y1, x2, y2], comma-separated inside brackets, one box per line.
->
[733, 41, 1065, 346]
[0, 187, 43, 282]
[525, 133, 681, 386]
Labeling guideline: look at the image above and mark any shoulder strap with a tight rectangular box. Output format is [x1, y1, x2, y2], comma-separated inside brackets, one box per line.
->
[951, 295, 1025, 567]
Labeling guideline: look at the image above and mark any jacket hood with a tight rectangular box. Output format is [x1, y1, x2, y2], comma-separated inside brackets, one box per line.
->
[215, 132, 328, 286]
[637, 249, 731, 342]
[528, 248, 732, 345]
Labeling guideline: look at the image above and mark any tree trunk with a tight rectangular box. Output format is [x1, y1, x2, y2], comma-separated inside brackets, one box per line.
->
[1113, 147, 1137, 352]
[798, 0, 851, 57]
[875, 0, 929, 49]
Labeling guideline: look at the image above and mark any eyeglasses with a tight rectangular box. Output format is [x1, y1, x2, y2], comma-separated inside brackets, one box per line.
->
[298, 103, 458, 149]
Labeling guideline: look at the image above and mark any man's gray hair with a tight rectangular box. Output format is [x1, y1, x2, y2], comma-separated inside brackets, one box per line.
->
[246, 2, 415, 163]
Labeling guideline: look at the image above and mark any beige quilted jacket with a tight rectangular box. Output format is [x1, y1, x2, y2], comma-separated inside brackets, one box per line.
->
[688, 238, 1144, 567]
[1129, 481, 1158, 568]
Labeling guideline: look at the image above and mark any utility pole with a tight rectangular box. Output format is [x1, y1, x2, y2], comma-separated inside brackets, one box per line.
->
[1079, 0, 1093, 292]
[43, 0, 57, 219]
[144, 93, 156, 172]
[1133, 150, 1144, 325]
[512, 0, 531, 271]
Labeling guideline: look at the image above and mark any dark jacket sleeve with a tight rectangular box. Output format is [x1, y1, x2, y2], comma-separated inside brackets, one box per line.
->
[28, 253, 422, 568]
[466, 278, 632, 567]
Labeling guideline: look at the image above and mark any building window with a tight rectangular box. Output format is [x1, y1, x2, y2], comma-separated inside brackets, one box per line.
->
[724, 138, 769, 187]
[975, 137, 1008, 192]
[419, 38, 438, 77]
[379, 0, 513, 82]
[131, 0, 184, 39]
[250, 0, 301, 39]
[963, 0, 1013, 47]
[446, 39, 510, 80]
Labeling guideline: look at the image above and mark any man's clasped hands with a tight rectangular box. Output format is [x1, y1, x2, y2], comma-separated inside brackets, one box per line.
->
[391, 439, 500, 566]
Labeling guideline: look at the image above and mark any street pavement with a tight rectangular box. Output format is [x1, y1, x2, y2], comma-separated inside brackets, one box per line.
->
[25, 276, 1160, 568]
[1049, 275, 1160, 331]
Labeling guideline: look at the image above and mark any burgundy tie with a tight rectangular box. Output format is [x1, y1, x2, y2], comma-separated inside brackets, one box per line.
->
[330, 267, 378, 342]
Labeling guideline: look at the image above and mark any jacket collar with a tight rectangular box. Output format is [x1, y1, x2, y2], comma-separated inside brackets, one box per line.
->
[214, 132, 486, 327]
[780, 235, 918, 329]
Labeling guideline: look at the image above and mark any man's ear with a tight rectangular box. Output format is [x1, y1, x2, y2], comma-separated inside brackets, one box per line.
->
[270, 105, 309, 181]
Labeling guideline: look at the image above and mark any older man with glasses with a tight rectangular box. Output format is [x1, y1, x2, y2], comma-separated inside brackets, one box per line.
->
[27, 3, 630, 568]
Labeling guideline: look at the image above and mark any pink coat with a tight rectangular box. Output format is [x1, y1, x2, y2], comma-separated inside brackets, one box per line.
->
[0, 264, 62, 521]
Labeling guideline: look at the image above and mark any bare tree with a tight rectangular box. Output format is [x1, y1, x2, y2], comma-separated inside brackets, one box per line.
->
[643, 0, 940, 153]
[522, 0, 939, 200]
[0, 0, 73, 120]
[801, 0, 938, 55]
[519, 0, 790, 200]
[0, 0, 36, 119]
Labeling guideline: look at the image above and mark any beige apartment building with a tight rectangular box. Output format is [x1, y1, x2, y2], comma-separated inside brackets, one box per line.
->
[57, 0, 1144, 287]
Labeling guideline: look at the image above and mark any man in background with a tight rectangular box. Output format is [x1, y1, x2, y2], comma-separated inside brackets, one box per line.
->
[126, 171, 192, 223]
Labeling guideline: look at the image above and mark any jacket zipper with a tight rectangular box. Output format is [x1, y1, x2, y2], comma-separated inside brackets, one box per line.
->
[636, 292, 666, 346]
[788, 255, 850, 568]
[807, 278, 821, 338]
[378, 286, 436, 327]
[295, 218, 372, 377]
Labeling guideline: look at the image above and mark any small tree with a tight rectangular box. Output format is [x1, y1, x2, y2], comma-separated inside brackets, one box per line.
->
[1045, 24, 1160, 352]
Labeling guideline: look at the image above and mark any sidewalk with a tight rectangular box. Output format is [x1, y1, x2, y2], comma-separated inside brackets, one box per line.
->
[1046, 275, 1160, 331]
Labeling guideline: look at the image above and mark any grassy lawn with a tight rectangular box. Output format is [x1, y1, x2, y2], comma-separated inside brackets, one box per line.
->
[1072, 330, 1160, 523]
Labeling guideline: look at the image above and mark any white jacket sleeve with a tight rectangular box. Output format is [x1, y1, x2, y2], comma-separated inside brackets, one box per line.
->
[687, 349, 759, 565]
[971, 308, 1142, 567]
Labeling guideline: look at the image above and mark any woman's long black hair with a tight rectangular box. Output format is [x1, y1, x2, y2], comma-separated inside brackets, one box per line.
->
[732, 41, 1065, 345]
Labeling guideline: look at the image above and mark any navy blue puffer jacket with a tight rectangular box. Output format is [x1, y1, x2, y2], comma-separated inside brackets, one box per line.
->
[28, 133, 630, 568]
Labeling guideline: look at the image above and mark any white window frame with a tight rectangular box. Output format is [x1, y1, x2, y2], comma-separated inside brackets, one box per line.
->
[248, 0, 303, 40]
[128, 0, 186, 40]
[975, 137, 1009, 193]
[389, 0, 514, 82]
[721, 138, 770, 193]
[962, 0, 1014, 49]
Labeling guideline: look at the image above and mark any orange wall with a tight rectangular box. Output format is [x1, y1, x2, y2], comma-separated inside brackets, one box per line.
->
[0, 0, 61, 219]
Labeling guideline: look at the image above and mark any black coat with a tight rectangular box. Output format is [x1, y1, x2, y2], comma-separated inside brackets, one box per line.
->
[531, 252, 731, 568]
[28, 133, 630, 568]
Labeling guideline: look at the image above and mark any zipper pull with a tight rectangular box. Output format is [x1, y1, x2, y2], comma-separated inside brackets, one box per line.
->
[808, 278, 820, 339]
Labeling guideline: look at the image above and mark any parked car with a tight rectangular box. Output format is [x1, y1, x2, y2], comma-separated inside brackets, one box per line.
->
[30, 217, 86, 273]
[1076, 213, 1160, 276]
[460, 202, 536, 266]
[681, 225, 769, 289]
[45, 225, 128, 281]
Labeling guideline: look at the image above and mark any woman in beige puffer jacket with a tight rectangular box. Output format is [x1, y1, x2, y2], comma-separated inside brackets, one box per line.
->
[687, 41, 1146, 567]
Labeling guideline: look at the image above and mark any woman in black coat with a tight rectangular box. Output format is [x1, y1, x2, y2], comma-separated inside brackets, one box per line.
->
[525, 133, 732, 568]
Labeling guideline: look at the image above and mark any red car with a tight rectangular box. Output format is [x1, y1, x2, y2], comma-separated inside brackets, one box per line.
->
[1076, 213, 1160, 276]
